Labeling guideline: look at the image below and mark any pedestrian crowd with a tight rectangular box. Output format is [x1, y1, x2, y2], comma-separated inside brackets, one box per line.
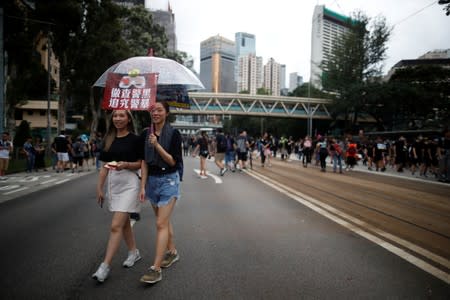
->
[0, 130, 105, 177]
[181, 128, 450, 184]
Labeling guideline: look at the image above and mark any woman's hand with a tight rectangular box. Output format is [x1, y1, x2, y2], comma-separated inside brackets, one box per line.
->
[139, 187, 146, 203]
[148, 133, 158, 146]
[116, 161, 128, 170]
[96, 189, 104, 207]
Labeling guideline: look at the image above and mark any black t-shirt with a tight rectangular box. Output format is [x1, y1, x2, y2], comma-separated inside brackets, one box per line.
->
[216, 134, 226, 153]
[439, 138, 450, 151]
[55, 136, 69, 152]
[99, 133, 144, 163]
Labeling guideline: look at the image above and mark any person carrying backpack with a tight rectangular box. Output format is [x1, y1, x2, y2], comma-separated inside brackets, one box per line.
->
[214, 128, 227, 176]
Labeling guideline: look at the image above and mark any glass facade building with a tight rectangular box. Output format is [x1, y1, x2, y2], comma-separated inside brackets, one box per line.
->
[200, 35, 236, 93]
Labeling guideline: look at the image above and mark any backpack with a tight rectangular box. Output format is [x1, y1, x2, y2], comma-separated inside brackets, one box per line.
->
[216, 134, 227, 152]
[334, 143, 343, 155]
[348, 144, 357, 156]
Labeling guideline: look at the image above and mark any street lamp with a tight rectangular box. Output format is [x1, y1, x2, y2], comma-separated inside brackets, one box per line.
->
[46, 30, 52, 156]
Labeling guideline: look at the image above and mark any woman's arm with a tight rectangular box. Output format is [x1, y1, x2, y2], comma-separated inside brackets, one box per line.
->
[139, 160, 148, 203]
[96, 166, 108, 205]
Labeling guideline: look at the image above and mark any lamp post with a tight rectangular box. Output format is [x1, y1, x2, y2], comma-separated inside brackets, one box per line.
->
[46, 30, 52, 156]
[307, 82, 312, 137]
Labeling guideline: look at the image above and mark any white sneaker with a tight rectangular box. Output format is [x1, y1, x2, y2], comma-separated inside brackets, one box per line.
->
[92, 262, 110, 283]
[123, 249, 141, 268]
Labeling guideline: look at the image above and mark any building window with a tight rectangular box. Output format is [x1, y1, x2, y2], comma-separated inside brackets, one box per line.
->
[27, 110, 33, 116]
[40, 110, 46, 116]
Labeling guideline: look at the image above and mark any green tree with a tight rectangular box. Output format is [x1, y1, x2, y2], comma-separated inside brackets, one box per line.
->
[322, 11, 391, 132]
[14, 121, 32, 149]
[439, 0, 450, 16]
[387, 64, 450, 129]
[289, 83, 329, 98]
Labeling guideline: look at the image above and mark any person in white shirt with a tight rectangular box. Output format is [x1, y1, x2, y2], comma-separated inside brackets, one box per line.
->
[0, 132, 13, 178]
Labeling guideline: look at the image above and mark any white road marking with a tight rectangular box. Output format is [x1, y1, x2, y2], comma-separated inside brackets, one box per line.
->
[0, 185, 20, 191]
[247, 170, 450, 284]
[206, 171, 223, 184]
[3, 187, 29, 195]
[55, 179, 70, 184]
[193, 169, 223, 184]
[40, 179, 58, 185]
[19, 176, 39, 182]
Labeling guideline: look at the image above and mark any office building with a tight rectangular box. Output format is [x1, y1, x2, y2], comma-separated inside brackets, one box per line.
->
[235, 32, 256, 89]
[145, 0, 177, 52]
[263, 58, 281, 96]
[237, 54, 263, 95]
[200, 35, 236, 93]
[114, 0, 145, 7]
[418, 49, 450, 59]
[289, 72, 304, 92]
[310, 5, 352, 89]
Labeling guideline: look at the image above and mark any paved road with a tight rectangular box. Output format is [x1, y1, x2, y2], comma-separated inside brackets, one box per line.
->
[0, 157, 448, 299]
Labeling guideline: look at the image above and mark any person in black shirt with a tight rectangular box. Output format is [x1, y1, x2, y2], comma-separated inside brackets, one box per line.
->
[193, 131, 209, 178]
[139, 101, 182, 284]
[438, 129, 450, 182]
[92, 110, 144, 283]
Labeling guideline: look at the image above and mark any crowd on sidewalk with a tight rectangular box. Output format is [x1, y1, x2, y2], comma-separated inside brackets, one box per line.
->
[0, 130, 105, 178]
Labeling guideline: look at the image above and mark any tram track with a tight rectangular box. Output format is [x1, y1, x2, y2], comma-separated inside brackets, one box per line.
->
[249, 160, 450, 263]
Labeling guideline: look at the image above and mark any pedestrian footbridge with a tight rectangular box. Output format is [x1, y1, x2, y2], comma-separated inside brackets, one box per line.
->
[173, 92, 332, 119]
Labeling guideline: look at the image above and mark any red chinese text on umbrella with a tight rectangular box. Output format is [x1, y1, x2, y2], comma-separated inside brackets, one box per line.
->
[102, 73, 157, 110]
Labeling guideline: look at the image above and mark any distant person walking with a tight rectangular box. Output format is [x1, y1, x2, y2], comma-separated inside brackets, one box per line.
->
[54, 131, 71, 173]
[193, 131, 209, 179]
[302, 135, 313, 167]
[235, 129, 249, 171]
[92, 110, 144, 283]
[0, 132, 13, 178]
[214, 128, 227, 176]
[23, 136, 35, 173]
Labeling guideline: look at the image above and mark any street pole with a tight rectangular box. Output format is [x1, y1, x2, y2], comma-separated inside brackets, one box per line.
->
[46, 31, 52, 156]
[307, 82, 312, 137]
[0, 8, 4, 134]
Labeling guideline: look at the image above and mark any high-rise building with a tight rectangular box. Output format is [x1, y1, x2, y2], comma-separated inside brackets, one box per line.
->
[289, 72, 304, 92]
[235, 32, 256, 89]
[200, 35, 236, 93]
[263, 58, 281, 96]
[145, 0, 177, 52]
[419, 49, 450, 59]
[114, 0, 145, 8]
[310, 5, 352, 89]
[237, 54, 263, 95]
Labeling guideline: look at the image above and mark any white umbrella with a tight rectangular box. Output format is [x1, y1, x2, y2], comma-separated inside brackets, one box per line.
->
[93, 56, 204, 91]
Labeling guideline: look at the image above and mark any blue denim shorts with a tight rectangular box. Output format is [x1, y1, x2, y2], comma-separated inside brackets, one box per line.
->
[146, 171, 180, 207]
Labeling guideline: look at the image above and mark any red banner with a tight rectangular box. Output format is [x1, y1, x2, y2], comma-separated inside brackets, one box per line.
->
[102, 73, 157, 110]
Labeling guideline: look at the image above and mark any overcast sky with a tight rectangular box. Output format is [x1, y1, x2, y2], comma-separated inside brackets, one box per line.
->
[146, 0, 449, 84]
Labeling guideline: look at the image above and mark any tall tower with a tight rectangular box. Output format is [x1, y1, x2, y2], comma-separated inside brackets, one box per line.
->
[237, 54, 263, 95]
[146, 0, 177, 52]
[310, 5, 352, 89]
[289, 72, 303, 92]
[263, 58, 281, 96]
[200, 35, 236, 93]
[235, 32, 256, 90]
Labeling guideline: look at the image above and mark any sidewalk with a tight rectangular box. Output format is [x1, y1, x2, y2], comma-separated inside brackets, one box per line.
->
[257, 152, 449, 186]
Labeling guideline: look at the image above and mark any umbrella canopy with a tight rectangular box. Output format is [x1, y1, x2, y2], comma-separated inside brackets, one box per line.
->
[93, 56, 204, 91]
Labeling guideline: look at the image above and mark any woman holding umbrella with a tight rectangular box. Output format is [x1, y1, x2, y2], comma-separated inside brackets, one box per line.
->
[139, 100, 182, 284]
[92, 110, 144, 283]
